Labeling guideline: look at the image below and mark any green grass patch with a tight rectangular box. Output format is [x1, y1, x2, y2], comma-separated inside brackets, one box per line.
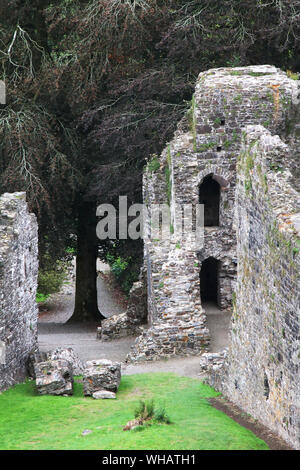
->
[229, 71, 242, 76]
[0, 373, 269, 450]
[36, 292, 50, 303]
[286, 70, 299, 80]
[197, 142, 216, 152]
[247, 71, 273, 77]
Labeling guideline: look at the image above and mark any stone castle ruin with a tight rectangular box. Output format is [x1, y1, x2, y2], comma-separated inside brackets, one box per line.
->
[0, 65, 299, 449]
[126, 65, 299, 360]
[219, 123, 300, 450]
[125, 65, 299, 448]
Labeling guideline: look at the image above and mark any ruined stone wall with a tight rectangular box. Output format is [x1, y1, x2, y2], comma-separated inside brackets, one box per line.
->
[97, 274, 147, 341]
[219, 125, 300, 450]
[0, 192, 39, 391]
[127, 65, 299, 362]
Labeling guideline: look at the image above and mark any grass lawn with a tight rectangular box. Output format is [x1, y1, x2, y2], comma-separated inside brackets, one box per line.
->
[0, 373, 269, 450]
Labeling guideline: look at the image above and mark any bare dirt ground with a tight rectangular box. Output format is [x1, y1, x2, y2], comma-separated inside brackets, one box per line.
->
[210, 397, 293, 451]
[203, 301, 231, 352]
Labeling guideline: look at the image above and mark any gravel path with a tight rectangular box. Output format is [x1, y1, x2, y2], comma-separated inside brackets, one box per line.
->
[38, 321, 203, 378]
[38, 311, 230, 380]
[38, 322, 136, 364]
[38, 262, 126, 324]
[204, 302, 231, 352]
[38, 263, 231, 379]
[123, 356, 202, 379]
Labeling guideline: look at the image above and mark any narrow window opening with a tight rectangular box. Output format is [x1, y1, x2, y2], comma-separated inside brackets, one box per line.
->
[217, 146, 222, 152]
[264, 373, 270, 400]
[199, 174, 220, 226]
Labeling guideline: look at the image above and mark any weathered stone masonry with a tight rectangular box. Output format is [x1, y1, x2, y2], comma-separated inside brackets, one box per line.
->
[124, 65, 300, 449]
[95, 65, 300, 448]
[97, 274, 147, 341]
[213, 125, 300, 450]
[0, 192, 38, 391]
[127, 65, 299, 362]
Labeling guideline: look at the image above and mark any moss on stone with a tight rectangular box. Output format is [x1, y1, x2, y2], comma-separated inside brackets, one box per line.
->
[147, 156, 160, 173]
[165, 147, 172, 207]
[186, 94, 197, 151]
[286, 70, 299, 80]
[197, 142, 216, 152]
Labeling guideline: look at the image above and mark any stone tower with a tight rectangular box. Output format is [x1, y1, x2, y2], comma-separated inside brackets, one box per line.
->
[127, 65, 299, 362]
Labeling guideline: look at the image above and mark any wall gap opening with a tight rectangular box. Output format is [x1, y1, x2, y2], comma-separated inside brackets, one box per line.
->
[200, 257, 220, 307]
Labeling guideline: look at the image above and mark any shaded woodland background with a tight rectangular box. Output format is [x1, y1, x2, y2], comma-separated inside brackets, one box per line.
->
[0, 0, 299, 321]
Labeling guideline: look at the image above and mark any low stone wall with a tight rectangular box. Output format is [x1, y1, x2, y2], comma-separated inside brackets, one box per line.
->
[126, 238, 210, 362]
[97, 277, 147, 341]
[199, 349, 228, 391]
[0, 192, 38, 391]
[211, 126, 300, 450]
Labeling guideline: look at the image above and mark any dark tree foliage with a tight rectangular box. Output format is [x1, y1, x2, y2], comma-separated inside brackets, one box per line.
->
[76, 0, 300, 282]
[0, 0, 299, 320]
[0, 0, 82, 269]
[77, 0, 300, 197]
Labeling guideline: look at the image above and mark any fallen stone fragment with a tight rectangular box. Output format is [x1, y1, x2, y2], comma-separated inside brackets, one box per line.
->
[48, 347, 84, 375]
[98, 314, 143, 341]
[92, 390, 116, 399]
[83, 359, 121, 396]
[82, 429, 92, 436]
[34, 359, 73, 396]
[27, 351, 48, 379]
[123, 418, 144, 431]
[28, 347, 84, 381]
[199, 349, 228, 373]
[96, 279, 147, 341]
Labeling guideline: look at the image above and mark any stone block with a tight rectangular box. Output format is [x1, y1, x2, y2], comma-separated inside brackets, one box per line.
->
[83, 359, 121, 396]
[34, 359, 73, 396]
[28, 347, 84, 378]
[27, 351, 48, 379]
[98, 313, 143, 341]
[48, 347, 84, 376]
[96, 277, 147, 341]
[92, 390, 116, 399]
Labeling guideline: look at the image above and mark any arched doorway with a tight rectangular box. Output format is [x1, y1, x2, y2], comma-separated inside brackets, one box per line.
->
[199, 174, 220, 226]
[200, 257, 220, 306]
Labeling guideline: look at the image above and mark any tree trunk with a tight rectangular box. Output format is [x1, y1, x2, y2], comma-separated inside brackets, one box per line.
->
[68, 200, 104, 323]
